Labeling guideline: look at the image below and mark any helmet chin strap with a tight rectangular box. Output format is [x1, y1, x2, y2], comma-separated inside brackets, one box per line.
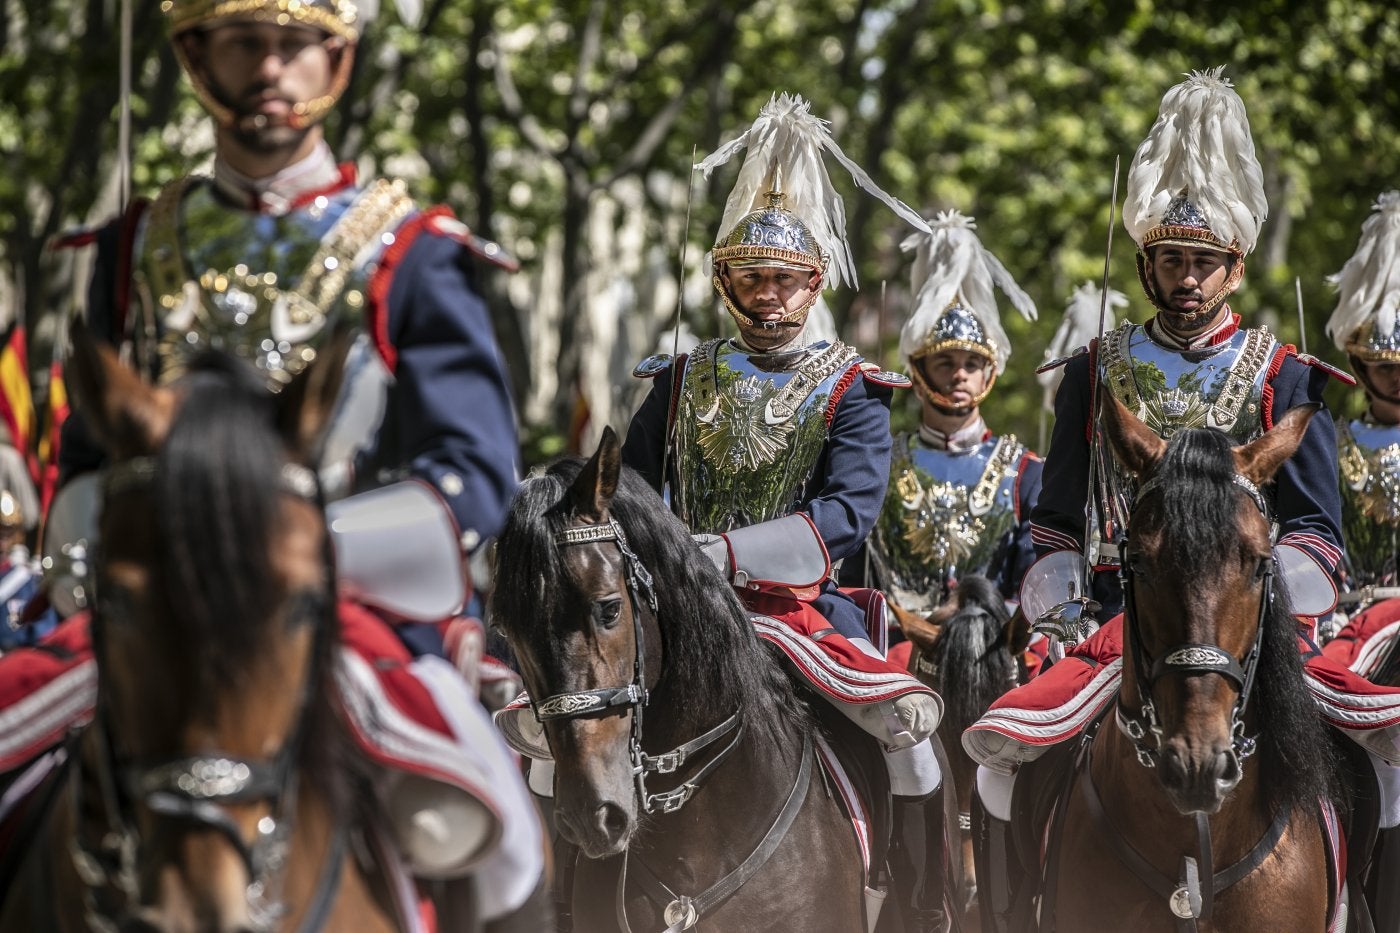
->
[1354, 356, 1400, 407]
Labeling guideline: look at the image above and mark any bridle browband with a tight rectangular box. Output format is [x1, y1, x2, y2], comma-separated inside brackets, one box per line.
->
[1116, 471, 1274, 771]
[75, 454, 343, 933]
[541, 519, 743, 816]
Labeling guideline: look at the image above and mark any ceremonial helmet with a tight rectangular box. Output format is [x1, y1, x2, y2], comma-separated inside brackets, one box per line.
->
[0, 490, 21, 531]
[1122, 67, 1268, 318]
[1326, 191, 1400, 370]
[698, 93, 930, 341]
[898, 211, 1037, 409]
[163, 0, 361, 131]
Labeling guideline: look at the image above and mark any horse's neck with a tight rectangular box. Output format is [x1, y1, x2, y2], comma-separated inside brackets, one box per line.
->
[1093, 722, 1271, 869]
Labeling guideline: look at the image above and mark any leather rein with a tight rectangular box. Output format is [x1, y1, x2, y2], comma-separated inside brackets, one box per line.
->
[73, 456, 346, 933]
[1096, 469, 1283, 930]
[542, 519, 811, 932]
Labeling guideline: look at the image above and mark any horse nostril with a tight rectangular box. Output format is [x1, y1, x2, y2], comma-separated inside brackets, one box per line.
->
[1215, 749, 1242, 788]
[595, 802, 629, 839]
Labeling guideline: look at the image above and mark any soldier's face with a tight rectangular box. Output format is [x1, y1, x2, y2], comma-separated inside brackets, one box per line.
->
[1363, 361, 1400, 405]
[920, 349, 991, 409]
[722, 265, 821, 350]
[1147, 245, 1232, 331]
[186, 22, 341, 150]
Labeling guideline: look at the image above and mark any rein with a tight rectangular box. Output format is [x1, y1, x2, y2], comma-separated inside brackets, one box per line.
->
[73, 455, 344, 933]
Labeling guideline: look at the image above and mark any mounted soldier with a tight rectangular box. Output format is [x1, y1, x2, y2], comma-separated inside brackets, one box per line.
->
[961, 68, 1400, 927]
[621, 92, 949, 931]
[0, 490, 54, 653]
[1322, 192, 1400, 680]
[0, 0, 545, 924]
[868, 210, 1041, 623]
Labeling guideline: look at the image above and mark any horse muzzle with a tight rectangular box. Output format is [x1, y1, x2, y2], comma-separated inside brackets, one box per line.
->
[1158, 741, 1242, 814]
[555, 797, 635, 858]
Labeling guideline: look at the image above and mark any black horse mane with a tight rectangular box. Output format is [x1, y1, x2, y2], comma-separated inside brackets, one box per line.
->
[1138, 428, 1339, 811]
[931, 575, 1015, 738]
[150, 352, 350, 802]
[491, 457, 814, 758]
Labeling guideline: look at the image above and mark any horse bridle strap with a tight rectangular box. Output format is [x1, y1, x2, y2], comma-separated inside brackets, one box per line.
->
[103, 457, 318, 503]
[618, 732, 814, 933]
[1077, 761, 1289, 931]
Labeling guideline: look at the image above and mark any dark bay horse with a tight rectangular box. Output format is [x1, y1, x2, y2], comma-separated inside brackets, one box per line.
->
[491, 428, 869, 932]
[0, 330, 399, 932]
[1039, 397, 1341, 932]
[894, 577, 1026, 925]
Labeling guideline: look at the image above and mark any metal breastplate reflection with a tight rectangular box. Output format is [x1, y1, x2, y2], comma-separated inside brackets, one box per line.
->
[1339, 419, 1400, 585]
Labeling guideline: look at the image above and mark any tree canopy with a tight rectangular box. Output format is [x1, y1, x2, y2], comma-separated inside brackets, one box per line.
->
[3, 0, 1397, 458]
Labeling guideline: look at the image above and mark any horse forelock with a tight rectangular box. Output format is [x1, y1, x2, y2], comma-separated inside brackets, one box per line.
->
[492, 459, 812, 752]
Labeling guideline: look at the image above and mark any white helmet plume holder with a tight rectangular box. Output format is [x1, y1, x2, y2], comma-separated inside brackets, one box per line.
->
[327, 481, 468, 622]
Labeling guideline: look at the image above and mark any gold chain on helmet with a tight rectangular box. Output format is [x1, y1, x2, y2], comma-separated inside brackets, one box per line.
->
[163, 0, 359, 41]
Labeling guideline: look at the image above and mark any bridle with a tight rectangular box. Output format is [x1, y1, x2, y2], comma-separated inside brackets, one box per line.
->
[1115, 471, 1274, 773]
[73, 455, 344, 933]
[535, 519, 743, 816]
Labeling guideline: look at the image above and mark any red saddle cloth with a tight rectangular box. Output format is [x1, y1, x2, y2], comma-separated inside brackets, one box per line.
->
[1323, 598, 1400, 678]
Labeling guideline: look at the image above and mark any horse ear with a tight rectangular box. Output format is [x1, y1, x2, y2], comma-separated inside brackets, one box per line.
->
[275, 326, 354, 463]
[1098, 392, 1166, 477]
[568, 426, 622, 522]
[1233, 402, 1321, 485]
[65, 317, 171, 458]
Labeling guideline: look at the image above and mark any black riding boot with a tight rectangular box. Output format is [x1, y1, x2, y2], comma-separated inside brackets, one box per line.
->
[890, 790, 949, 933]
[972, 802, 1025, 933]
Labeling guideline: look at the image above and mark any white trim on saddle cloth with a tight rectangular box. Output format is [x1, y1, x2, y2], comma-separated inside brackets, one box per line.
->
[962, 659, 1123, 775]
[814, 733, 872, 879]
[0, 660, 97, 772]
[1350, 621, 1400, 680]
[334, 650, 507, 868]
[494, 693, 550, 761]
[965, 656, 1400, 772]
[750, 616, 933, 704]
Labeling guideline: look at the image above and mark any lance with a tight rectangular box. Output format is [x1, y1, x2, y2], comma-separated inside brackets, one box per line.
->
[1080, 155, 1122, 595]
[657, 146, 698, 496]
[1295, 276, 1309, 356]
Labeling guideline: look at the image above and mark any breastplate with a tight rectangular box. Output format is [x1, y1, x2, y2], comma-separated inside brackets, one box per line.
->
[870, 434, 1023, 613]
[1097, 322, 1276, 536]
[131, 175, 415, 475]
[670, 338, 859, 534]
[1338, 419, 1400, 584]
[132, 175, 415, 390]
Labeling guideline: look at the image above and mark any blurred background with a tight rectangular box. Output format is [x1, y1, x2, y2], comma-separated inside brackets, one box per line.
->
[4, 0, 1399, 474]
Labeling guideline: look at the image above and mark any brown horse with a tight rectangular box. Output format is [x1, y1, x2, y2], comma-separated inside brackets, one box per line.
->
[491, 429, 871, 932]
[894, 579, 1028, 928]
[1037, 397, 1341, 932]
[0, 330, 401, 932]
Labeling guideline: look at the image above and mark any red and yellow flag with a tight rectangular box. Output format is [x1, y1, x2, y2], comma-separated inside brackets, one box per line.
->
[38, 357, 68, 517]
[0, 322, 36, 482]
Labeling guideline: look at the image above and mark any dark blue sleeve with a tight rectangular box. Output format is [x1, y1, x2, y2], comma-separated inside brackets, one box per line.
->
[621, 368, 674, 493]
[1030, 351, 1093, 556]
[1269, 354, 1344, 571]
[383, 230, 520, 545]
[999, 452, 1043, 600]
[801, 374, 895, 563]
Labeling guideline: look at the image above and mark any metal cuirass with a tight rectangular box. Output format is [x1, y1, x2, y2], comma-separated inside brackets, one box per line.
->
[670, 338, 860, 534]
[1338, 419, 1400, 585]
[870, 433, 1024, 613]
[130, 175, 416, 477]
[1096, 322, 1277, 536]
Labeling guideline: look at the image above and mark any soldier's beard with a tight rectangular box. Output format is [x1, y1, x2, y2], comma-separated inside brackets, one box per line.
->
[208, 76, 315, 156]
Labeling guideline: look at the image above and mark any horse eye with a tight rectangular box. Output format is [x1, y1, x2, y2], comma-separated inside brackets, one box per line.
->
[592, 598, 623, 629]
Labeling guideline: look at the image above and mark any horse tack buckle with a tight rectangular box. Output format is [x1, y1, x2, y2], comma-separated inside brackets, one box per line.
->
[650, 784, 695, 814]
[651, 750, 682, 774]
[664, 896, 699, 929]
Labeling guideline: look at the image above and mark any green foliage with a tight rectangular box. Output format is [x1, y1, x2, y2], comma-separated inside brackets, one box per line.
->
[3, 0, 1399, 453]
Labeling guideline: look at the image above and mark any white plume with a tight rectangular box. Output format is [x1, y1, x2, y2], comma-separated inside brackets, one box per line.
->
[897, 210, 1037, 374]
[1038, 280, 1129, 410]
[1326, 191, 1400, 349]
[353, 0, 422, 27]
[696, 92, 931, 291]
[1123, 67, 1268, 254]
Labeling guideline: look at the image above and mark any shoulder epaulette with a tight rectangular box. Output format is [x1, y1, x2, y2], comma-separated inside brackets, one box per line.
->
[424, 214, 519, 273]
[1036, 345, 1088, 376]
[859, 362, 911, 388]
[633, 354, 673, 378]
[1294, 353, 1357, 386]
